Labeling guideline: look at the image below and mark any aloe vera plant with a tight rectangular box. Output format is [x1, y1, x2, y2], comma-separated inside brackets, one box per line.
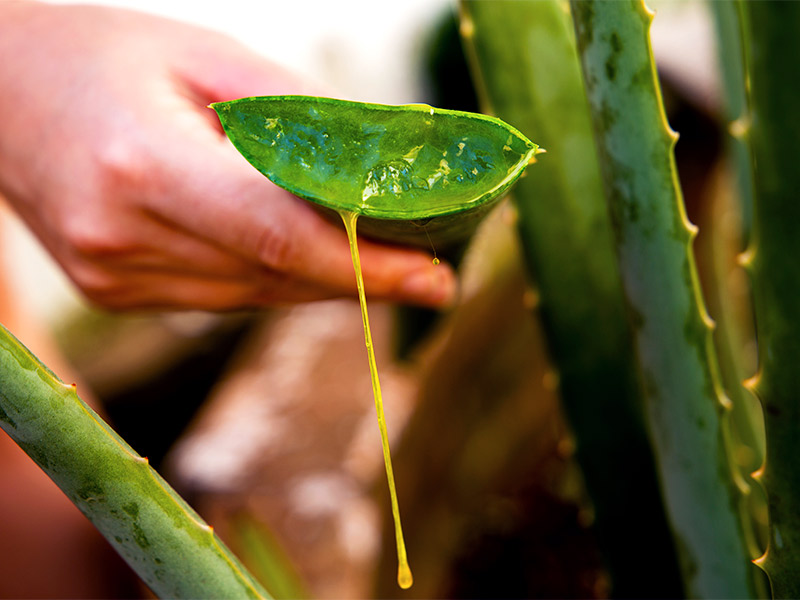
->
[738, 2, 800, 596]
[569, 1, 754, 596]
[7, 4, 800, 595]
[0, 324, 270, 599]
[460, 1, 682, 595]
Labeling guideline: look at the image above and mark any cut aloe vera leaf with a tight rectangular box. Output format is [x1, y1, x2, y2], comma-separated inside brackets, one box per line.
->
[211, 96, 538, 249]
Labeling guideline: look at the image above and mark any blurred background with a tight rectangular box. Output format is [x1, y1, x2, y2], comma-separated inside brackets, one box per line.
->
[0, 1, 743, 598]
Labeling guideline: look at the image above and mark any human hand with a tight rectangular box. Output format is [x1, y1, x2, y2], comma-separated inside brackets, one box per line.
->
[0, 2, 455, 310]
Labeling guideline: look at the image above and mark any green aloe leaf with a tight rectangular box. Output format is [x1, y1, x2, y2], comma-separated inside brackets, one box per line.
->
[0, 324, 271, 599]
[211, 96, 538, 249]
[570, 1, 755, 596]
[461, 0, 683, 595]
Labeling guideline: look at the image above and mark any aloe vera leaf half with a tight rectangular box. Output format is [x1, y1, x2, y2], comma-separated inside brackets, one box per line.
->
[0, 324, 271, 599]
[211, 96, 538, 249]
[570, 1, 755, 597]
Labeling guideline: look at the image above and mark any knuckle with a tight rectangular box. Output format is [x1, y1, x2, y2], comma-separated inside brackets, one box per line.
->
[62, 214, 130, 259]
[91, 134, 152, 195]
[254, 226, 297, 271]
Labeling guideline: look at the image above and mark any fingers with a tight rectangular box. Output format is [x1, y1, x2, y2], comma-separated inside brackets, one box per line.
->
[73, 268, 342, 311]
[62, 213, 456, 311]
[65, 141, 456, 309]
[54, 211, 353, 311]
[63, 211, 255, 280]
[51, 115, 456, 310]
[149, 139, 456, 307]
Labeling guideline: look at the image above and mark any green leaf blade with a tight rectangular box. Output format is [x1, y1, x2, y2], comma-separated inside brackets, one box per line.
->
[212, 96, 537, 247]
[461, 0, 684, 595]
[570, 1, 756, 597]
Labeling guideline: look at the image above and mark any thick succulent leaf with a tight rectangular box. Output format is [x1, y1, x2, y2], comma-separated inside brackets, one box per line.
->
[461, 1, 683, 596]
[570, 1, 755, 597]
[212, 96, 538, 248]
[0, 324, 271, 599]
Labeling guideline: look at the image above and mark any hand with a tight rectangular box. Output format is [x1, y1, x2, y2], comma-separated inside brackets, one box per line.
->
[0, 2, 455, 310]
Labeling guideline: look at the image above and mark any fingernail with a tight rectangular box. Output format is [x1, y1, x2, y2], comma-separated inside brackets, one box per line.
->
[402, 267, 456, 307]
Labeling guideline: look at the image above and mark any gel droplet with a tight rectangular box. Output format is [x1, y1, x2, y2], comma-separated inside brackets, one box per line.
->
[398, 561, 414, 589]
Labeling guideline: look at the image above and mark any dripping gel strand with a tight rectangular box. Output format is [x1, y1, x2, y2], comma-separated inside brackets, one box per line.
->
[340, 210, 413, 590]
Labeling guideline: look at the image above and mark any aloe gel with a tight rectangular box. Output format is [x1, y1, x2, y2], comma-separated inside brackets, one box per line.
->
[212, 96, 538, 249]
[213, 95, 538, 589]
[341, 210, 413, 589]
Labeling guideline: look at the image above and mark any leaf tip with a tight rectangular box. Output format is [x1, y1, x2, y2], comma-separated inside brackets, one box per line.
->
[526, 146, 545, 165]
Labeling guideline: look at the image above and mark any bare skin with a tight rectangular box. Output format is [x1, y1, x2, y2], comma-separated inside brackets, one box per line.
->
[0, 1, 455, 311]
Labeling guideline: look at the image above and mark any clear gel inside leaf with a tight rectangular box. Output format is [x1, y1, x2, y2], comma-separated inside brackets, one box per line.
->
[211, 96, 538, 221]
